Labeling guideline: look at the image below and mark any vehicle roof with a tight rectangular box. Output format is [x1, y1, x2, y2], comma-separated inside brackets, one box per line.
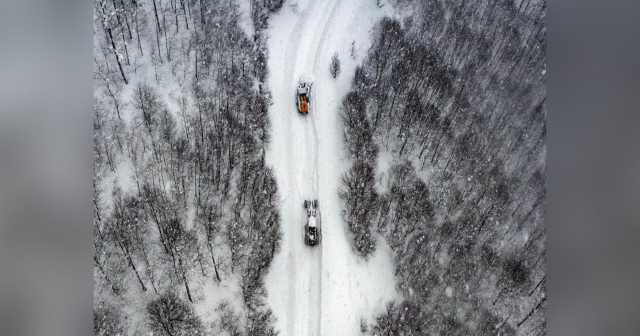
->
[308, 216, 316, 228]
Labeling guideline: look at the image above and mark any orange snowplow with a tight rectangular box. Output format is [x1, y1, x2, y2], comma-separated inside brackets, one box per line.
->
[297, 83, 311, 114]
[300, 98, 309, 114]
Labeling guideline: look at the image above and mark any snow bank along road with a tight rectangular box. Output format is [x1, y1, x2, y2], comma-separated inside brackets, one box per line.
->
[264, 0, 399, 335]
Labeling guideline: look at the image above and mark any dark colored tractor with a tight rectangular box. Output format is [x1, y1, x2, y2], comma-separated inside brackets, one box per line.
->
[304, 199, 321, 246]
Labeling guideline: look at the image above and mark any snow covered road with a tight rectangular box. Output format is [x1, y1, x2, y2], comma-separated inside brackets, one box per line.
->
[264, 0, 399, 334]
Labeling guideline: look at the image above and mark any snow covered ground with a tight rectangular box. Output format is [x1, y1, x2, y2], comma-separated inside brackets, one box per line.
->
[263, 0, 400, 334]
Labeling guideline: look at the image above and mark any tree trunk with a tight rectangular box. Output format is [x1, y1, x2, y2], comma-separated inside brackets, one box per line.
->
[492, 286, 505, 306]
[198, 254, 207, 277]
[140, 242, 159, 294]
[119, 0, 133, 39]
[398, 133, 410, 157]
[121, 31, 130, 65]
[199, 0, 205, 27]
[181, 0, 189, 29]
[135, 8, 144, 54]
[105, 82, 121, 120]
[152, 0, 163, 63]
[103, 142, 116, 172]
[173, 0, 179, 34]
[111, 0, 131, 65]
[94, 255, 119, 295]
[126, 254, 147, 291]
[211, 253, 221, 282]
[194, 49, 199, 80]
[529, 275, 545, 297]
[159, 0, 171, 61]
[179, 258, 193, 302]
[94, 197, 102, 222]
[518, 297, 546, 327]
[107, 28, 128, 84]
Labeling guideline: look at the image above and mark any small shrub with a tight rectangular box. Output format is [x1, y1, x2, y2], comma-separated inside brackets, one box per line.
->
[330, 53, 341, 78]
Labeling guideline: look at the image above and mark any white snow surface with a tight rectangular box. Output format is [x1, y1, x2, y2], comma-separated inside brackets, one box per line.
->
[236, 0, 255, 37]
[445, 286, 453, 298]
[263, 0, 399, 335]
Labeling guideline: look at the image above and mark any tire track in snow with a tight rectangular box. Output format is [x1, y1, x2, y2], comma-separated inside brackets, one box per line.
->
[308, 0, 341, 195]
[306, 1, 341, 332]
[298, 1, 342, 334]
[275, 3, 319, 334]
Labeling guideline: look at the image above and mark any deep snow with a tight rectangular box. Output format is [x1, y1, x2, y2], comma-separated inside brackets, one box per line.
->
[263, 0, 400, 334]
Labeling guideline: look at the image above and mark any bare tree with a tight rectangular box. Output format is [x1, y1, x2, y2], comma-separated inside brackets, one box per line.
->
[94, 0, 285, 333]
[330, 52, 341, 78]
[94, 305, 125, 336]
[214, 300, 243, 336]
[162, 218, 199, 302]
[339, 161, 378, 259]
[147, 291, 203, 335]
[96, 0, 129, 84]
[108, 188, 148, 292]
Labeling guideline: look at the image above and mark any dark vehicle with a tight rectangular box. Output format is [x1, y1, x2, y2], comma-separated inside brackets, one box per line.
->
[304, 199, 321, 246]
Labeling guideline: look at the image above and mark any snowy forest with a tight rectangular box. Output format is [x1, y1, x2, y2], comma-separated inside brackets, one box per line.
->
[93, 0, 284, 334]
[340, 0, 546, 334]
[94, 0, 545, 334]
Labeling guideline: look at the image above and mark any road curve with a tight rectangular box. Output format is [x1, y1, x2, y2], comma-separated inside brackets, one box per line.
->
[264, 0, 338, 335]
